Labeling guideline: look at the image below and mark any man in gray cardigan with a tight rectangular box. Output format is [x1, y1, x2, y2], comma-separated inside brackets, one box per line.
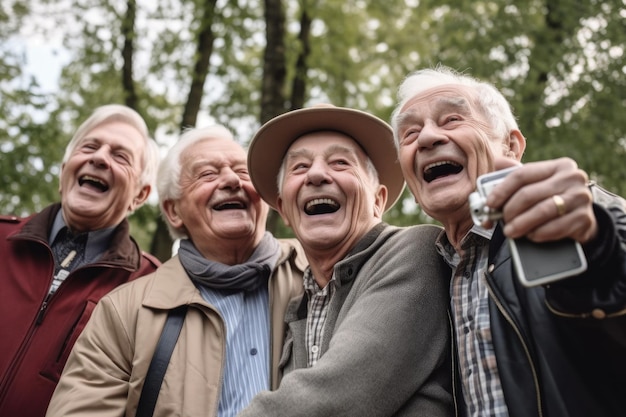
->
[237, 105, 454, 416]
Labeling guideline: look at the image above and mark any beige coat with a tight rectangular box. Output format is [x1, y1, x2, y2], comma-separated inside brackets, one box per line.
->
[46, 239, 307, 417]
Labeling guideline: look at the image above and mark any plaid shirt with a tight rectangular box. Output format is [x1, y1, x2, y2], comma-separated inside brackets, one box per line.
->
[303, 268, 338, 367]
[437, 226, 509, 417]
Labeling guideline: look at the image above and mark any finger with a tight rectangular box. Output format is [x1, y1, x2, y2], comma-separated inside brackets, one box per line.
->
[503, 193, 596, 243]
[487, 158, 579, 210]
[493, 156, 521, 172]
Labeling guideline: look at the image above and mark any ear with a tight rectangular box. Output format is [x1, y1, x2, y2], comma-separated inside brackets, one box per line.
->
[129, 185, 151, 211]
[373, 184, 388, 218]
[58, 163, 66, 193]
[162, 199, 184, 230]
[276, 196, 292, 228]
[506, 130, 526, 161]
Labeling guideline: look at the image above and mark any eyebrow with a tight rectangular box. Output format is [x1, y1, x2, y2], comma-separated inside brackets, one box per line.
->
[435, 96, 471, 113]
[81, 136, 135, 155]
[188, 158, 246, 173]
[286, 143, 361, 162]
[397, 96, 471, 128]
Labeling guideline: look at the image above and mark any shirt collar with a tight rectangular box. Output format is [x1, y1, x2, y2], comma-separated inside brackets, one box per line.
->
[49, 210, 117, 263]
[303, 267, 338, 294]
[435, 224, 494, 268]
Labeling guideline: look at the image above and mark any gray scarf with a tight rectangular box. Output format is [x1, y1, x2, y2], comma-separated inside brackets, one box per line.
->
[178, 232, 280, 292]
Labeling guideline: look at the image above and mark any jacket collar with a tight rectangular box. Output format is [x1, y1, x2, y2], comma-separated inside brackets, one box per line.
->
[143, 239, 308, 311]
[13, 202, 142, 270]
[143, 256, 200, 310]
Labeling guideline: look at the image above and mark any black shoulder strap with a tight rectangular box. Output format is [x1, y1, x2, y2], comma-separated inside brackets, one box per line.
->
[136, 305, 188, 417]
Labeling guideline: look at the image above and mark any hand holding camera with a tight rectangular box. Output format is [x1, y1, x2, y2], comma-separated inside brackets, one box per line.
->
[469, 167, 587, 287]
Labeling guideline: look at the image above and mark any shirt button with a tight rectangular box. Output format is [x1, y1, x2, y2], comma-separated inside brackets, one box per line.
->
[311, 345, 319, 353]
[250, 348, 258, 355]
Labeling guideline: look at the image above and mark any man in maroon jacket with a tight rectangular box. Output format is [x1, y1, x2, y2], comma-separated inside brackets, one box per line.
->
[0, 104, 161, 416]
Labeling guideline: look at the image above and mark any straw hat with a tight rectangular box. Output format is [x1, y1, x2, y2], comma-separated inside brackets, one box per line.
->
[247, 104, 405, 212]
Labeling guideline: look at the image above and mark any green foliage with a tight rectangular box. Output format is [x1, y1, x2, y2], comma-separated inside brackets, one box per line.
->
[2, 0, 625, 254]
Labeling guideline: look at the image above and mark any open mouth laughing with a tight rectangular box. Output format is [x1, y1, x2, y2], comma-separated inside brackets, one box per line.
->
[213, 199, 247, 211]
[423, 161, 463, 182]
[78, 175, 109, 192]
[304, 198, 340, 215]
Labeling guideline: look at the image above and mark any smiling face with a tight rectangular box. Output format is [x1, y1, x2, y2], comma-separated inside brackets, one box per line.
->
[59, 120, 150, 232]
[396, 85, 523, 231]
[162, 138, 268, 261]
[277, 131, 387, 257]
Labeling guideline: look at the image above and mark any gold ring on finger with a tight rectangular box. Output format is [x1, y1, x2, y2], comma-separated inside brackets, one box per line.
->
[552, 195, 566, 217]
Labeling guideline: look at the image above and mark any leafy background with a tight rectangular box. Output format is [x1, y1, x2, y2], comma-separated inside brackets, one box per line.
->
[2, 0, 625, 260]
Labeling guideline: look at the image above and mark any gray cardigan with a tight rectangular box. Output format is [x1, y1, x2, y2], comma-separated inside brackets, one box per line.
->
[237, 223, 454, 416]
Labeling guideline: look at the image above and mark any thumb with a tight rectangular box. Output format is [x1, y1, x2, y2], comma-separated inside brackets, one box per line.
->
[493, 156, 522, 172]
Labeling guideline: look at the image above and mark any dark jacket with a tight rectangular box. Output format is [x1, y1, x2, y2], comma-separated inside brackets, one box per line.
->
[484, 187, 626, 417]
[0, 203, 160, 417]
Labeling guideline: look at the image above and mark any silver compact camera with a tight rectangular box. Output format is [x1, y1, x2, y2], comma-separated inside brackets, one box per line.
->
[469, 166, 519, 227]
[468, 167, 587, 287]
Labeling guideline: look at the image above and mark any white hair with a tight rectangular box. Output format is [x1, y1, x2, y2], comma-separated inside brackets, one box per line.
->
[156, 125, 236, 239]
[62, 104, 159, 192]
[390, 65, 519, 147]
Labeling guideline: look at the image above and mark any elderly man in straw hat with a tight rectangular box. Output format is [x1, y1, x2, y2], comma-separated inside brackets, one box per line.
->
[237, 105, 454, 416]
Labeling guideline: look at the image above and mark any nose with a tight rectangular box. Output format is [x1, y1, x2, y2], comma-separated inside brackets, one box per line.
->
[306, 159, 331, 186]
[89, 146, 112, 168]
[418, 121, 449, 150]
[220, 168, 242, 189]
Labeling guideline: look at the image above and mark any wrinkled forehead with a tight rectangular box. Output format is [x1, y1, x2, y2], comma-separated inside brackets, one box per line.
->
[399, 84, 476, 115]
[181, 137, 246, 168]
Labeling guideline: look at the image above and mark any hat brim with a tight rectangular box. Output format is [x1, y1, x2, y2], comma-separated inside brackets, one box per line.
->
[248, 106, 405, 212]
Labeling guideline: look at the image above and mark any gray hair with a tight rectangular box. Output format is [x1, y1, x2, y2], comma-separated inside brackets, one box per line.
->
[156, 125, 236, 239]
[390, 65, 519, 147]
[62, 104, 159, 192]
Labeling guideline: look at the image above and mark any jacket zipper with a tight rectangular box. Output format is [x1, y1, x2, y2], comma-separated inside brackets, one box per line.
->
[0, 316, 41, 406]
[0, 242, 57, 405]
[0, 246, 125, 403]
[483, 273, 543, 417]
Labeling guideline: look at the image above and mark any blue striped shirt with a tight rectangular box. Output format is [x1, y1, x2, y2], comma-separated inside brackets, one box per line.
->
[199, 285, 270, 417]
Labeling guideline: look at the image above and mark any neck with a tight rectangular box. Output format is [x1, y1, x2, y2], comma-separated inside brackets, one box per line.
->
[304, 242, 356, 288]
[442, 217, 474, 253]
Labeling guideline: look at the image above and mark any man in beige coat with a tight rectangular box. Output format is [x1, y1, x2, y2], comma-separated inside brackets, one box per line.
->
[46, 126, 307, 417]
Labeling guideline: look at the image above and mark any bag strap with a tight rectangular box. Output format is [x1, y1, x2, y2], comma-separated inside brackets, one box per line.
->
[136, 305, 188, 417]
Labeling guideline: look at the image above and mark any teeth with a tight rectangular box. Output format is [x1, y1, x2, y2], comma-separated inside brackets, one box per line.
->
[215, 200, 245, 210]
[305, 198, 338, 210]
[423, 160, 460, 172]
[81, 175, 106, 186]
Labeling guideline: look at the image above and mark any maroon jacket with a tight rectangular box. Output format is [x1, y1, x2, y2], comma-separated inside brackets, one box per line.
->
[0, 203, 160, 416]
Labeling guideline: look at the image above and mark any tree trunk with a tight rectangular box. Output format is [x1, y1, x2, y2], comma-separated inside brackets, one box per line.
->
[181, 0, 218, 128]
[150, 0, 218, 261]
[261, 0, 289, 234]
[121, 0, 138, 109]
[291, 6, 311, 110]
